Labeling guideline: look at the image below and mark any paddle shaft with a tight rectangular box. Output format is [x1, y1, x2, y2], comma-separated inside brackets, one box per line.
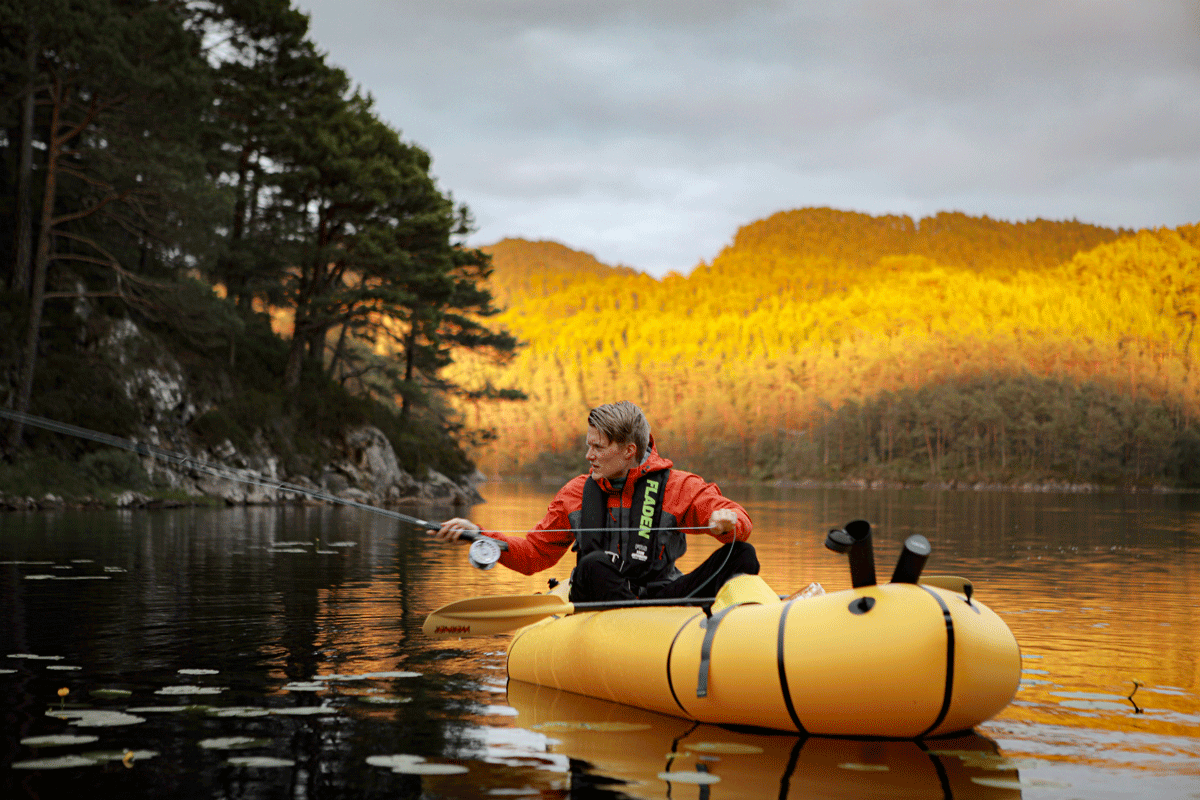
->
[422, 575, 976, 636]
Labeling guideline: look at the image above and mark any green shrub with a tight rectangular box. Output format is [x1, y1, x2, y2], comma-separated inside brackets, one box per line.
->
[81, 449, 149, 490]
[190, 409, 252, 453]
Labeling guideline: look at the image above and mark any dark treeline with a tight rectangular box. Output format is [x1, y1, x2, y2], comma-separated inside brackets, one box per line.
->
[0, 0, 519, 482]
[748, 374, 1197, 487]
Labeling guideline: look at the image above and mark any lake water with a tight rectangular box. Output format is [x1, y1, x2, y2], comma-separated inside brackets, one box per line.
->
[2, 482, 1198, 799]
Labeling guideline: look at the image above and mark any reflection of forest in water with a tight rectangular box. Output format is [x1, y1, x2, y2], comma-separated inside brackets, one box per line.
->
[2, 486, 1198, 798]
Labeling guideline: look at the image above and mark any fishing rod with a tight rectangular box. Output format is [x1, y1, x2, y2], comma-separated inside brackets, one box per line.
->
[0, 407, 513, 568]
[0, 408, 722, 571]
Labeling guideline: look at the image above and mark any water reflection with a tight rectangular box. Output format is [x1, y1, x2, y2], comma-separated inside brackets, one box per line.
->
[2, 485, 1199, 799]
[504, 679, 1024, 799]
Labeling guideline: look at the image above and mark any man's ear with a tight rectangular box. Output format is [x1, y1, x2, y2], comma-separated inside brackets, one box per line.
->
[624, 441, 638, 462]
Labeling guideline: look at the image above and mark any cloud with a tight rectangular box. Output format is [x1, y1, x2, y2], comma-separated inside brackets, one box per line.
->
[297, 0, 1200, 275]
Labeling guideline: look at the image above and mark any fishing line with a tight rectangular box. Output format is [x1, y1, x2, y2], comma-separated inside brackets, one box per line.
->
[0, 407, 444, 530]
[0, 408, 718, 536]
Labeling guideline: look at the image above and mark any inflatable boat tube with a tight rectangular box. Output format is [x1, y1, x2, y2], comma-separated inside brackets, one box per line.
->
[506, 574, 1020, 738]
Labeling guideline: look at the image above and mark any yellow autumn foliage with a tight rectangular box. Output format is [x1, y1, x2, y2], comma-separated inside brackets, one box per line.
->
[445, 211, 1199, 486]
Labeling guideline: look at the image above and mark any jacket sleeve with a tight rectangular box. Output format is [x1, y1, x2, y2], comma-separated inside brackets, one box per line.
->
[665, 471, 753, 545]
[482, 477, 584, 575]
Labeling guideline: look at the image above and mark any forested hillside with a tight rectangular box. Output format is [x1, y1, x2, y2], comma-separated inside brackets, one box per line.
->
[453, 211, 1200, 488]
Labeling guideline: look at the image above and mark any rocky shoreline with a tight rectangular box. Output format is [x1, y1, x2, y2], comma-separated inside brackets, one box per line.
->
[0, 422, 484, 513]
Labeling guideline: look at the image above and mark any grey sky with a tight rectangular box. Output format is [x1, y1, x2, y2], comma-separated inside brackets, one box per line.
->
[296, 0, 1200, 276]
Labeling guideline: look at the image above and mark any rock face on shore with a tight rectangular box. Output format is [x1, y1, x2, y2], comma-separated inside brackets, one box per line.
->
[2, 318, 483, 512]
[145, 421, 483, 509]
[0, 422, 483, 511]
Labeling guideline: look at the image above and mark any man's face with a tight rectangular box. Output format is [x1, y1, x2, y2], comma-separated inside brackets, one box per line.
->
[586, 426, 637, 482]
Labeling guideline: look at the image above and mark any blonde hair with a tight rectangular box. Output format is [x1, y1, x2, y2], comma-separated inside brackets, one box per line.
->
[587, 401, 650, 462]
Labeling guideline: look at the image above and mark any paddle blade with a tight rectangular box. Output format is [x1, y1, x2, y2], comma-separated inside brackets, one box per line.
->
[919, 575, 974, 595]
[422, 593, 573, 637]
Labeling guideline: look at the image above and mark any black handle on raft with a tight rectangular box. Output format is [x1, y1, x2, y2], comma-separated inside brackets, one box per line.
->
[824, 519, 876, 588]
[890, 534, 931, 584]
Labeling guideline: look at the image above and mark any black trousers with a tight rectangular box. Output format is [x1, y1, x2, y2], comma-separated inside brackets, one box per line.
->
[568, 540, 760, 603]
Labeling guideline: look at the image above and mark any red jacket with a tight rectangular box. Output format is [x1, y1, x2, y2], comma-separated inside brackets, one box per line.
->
[482, 439, 753, 576]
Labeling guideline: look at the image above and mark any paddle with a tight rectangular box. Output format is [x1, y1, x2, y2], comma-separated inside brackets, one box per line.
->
[920, 574, 974, 595]
[422, 594, 719, 636]
[421, 574, 976, 636]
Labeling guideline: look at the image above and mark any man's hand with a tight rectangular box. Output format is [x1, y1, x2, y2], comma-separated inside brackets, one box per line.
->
[708, 508, 738, 535]
[435, 517, 481, 543]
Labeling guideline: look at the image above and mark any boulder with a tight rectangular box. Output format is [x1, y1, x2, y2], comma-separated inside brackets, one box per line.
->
[342, 425, 420, 499]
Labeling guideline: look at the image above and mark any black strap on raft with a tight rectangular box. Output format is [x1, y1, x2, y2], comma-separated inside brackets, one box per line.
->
[775, 597, 808, 735]
[695, 604, 739, 698]
[917, 584, 957, 737]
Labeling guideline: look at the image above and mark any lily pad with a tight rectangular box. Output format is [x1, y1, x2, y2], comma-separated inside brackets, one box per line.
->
[270, 706, 337, 716]
[11, 754, 99, 770]
[156, 685, 226, 695]
[8, 653, 64, 661]
[47, 665, 81, 671]
[683, 742, 764, 755]
[227, 756, 295, 768]
[20, 734, 100, 747]
[282, 681, 327, 692]
[80, 749, 158, 764]
[48, 709, 145, 727]
[177, 668, 219, 676]
[839, 762, 890, 771]
[0, 669, 18, 674]
[28, 575, 111, 581]
[395, 762, 470, 775]
[127, 705, 213, 714]
[361, 671, 421, 679]
[199, 736, 272, 750]
[1057, 699, 1131, 711]
[366, 754, 468, 775]
[90, 689, 133, 699]
[367, 754, 424, 769]
[359, 696, 412, 705]
[208, 706, 271, 718]
[657, 770, 720, 785]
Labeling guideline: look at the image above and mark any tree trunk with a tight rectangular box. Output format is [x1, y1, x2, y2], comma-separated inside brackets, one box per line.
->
[8, 77, 62, 451]
[326, 322, 349, 379]
[401, 328, 416, 419]
[11, 21, 36, 295]
[284, 318, 307, 391]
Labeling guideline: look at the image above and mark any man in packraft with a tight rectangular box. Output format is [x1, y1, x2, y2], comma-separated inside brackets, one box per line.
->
[434, 401, 759, 602]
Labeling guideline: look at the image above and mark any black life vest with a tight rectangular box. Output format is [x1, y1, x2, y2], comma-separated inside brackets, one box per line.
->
[576, 468, 683, 584]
